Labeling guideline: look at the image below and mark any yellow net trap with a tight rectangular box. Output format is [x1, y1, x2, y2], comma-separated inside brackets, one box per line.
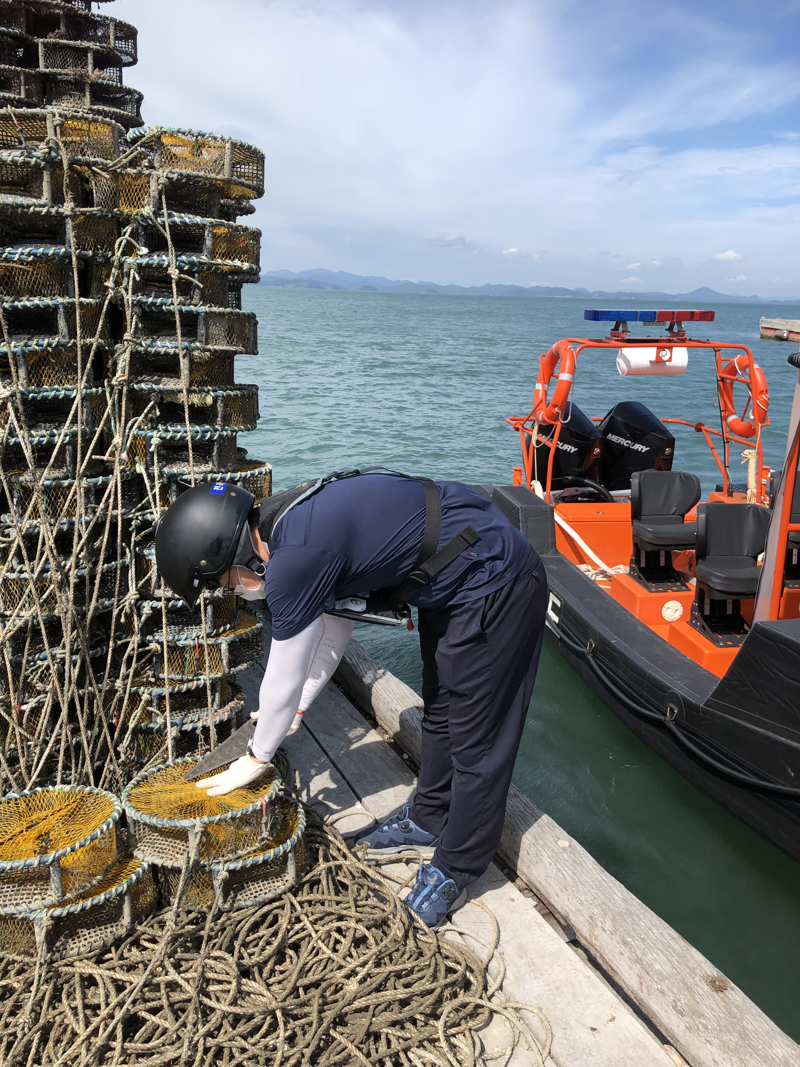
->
[123, 756, 282, 867]
[0, 786, 121, 909]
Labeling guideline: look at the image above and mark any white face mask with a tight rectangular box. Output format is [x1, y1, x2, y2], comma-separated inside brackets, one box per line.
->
[234, 581, 265, 601]
[226, 564, 266, 602]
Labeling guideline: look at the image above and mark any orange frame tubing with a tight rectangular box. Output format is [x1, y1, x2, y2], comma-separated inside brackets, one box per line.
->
[767, 426, 800, 619]
[506, 338, 769, 504]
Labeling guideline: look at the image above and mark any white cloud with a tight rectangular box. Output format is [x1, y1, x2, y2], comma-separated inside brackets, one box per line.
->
[619, 277, 643, 284]
[625, 262, 641, 269]
[423, 234, 480, 253]
[725, 275, 748, 282]
[120, 0, 800, 294]
[502, 248, 544, 262]
[712, 250, 745, 261]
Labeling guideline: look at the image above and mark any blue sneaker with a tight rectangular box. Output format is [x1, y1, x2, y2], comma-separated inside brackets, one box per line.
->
[405, 864, 467, 930]
[356, 804, 438, 858]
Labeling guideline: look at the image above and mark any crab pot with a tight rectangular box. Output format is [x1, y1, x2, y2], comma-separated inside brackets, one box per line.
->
[0, 786, 122, 909]
[0, 854, 156, 962]
[123, 755, 282, 867]
[120, 344, 237, 388]
[120, 684, 245, 766]
[148, 610, 264, 683]
[158, 796, 306, 911]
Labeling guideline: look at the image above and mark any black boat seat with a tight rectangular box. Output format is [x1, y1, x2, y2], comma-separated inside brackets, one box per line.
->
[633, 515, 698, 550]
[691, 502, 771, 645]
[695, 502, 771, 598]
[694, 556, 762, 597]
[630, 470, 701, 588]
[631, 470, 701, 554]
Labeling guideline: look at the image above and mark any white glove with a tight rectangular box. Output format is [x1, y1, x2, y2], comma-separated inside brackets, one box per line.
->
[195, 754, 270, 798]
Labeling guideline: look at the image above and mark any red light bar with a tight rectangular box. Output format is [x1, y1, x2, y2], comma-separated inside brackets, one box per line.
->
[654, 310, 715, 322]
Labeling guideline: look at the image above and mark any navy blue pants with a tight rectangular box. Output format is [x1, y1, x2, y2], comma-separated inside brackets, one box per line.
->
[409, 548, 547, 889]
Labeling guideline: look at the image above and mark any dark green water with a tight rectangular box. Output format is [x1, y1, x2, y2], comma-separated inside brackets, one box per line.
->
[241, 287, 800, 1038]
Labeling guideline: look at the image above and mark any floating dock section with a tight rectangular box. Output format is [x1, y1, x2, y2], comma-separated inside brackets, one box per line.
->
[760, 318, 800, 343]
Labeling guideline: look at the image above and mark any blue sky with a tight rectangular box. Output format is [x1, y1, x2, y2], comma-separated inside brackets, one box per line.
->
[127, 0, 800, 295]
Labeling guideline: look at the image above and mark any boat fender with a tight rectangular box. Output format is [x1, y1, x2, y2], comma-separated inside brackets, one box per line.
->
[718, 355, 769, 439]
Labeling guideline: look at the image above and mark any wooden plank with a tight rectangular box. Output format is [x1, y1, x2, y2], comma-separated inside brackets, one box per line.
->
[280, 721, 374, 838]
[336, 638, 800, 1067]
[309, 682, 677, 1067]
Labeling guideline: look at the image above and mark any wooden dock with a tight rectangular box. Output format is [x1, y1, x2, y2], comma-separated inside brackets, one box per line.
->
[760, 317, 800, 343]
[240, 628, 800, 1067]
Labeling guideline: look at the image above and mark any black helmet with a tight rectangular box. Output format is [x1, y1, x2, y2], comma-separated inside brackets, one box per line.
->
[154, 481, 258, 606]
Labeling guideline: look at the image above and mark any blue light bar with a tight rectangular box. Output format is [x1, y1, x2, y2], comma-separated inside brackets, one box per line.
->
[584, 309, 656, 322]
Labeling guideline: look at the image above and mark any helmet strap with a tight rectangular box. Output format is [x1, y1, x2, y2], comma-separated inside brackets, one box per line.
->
[232, 521, 266, 577]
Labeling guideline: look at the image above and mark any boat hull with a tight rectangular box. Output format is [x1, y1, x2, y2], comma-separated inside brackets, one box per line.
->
[481, 484, 800, 862]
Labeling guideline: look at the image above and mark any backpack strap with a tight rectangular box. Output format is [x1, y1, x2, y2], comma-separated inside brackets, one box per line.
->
[383, 477, 481, 610]
[265, 467, 481, 612]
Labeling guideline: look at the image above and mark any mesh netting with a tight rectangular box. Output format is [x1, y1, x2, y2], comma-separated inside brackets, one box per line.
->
[155, 459, 272, 508]
[121, 345, 236, 387]
[150, 610, 263, 681]
[158, 796, 305, 912]
[127, 382, 258, 434]
[0, 786, 120, 908]
[0, 469, 139, 523]
[46, 76, 143, 130]
[122, 699, 242, 767]
[116, 675, 234, 727]
[134, 594, 240, 641]
[0, 854, 155, 962]
[124, 755, 281, 866]
[128, 128, 265, 196]
[0, 110, 121, 157]
[0, 65, 43, 108]
[0, 0, 271, 947]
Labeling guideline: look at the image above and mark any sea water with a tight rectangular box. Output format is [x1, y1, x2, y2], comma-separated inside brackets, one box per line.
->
[241, 286, 800, 1037]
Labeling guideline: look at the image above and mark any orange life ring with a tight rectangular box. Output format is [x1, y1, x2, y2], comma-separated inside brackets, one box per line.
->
[718, 354, 769, 439]
[533, 339, 576, 424]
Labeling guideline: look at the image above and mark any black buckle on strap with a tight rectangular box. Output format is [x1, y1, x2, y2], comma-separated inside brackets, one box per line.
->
[404, 569, 431, 591]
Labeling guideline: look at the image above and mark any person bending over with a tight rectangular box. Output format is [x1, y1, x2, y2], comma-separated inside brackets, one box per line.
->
[155, 470, 547, 928]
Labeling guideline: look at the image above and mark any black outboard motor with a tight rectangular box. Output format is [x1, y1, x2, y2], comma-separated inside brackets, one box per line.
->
[598, 401, 674, 491]
[534, 402, 603, 492]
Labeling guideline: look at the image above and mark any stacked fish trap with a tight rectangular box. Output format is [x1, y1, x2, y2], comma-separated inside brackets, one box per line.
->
[0, 783, 155, 960]
[0, 0, 273, 795]
[123, 756, 306, 911]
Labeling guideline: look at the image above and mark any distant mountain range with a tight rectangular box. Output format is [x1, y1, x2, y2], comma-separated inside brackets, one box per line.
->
[260, 269, 797, 304]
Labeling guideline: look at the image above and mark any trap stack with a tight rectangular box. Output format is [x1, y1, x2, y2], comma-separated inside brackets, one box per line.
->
[123, 756, 306, 911]
[0, 0, 270, 790]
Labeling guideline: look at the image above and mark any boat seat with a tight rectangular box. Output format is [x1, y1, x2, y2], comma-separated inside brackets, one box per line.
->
[630, 470, 701, 588]
[691, 502, 771, 646]
[695, 556, 762, 597]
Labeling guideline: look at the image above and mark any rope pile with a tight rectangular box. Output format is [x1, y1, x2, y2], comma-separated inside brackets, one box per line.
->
[0, 804, 552, 1067]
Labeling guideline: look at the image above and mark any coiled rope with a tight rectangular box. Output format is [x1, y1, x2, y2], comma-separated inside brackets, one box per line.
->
[0, 800, 551, 1067]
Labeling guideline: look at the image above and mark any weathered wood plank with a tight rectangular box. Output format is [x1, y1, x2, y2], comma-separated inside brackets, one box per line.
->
[310, 682, 677, 1067]
[280, 720, 374, 838]
[287, 696, 552, 1066]
[336, 638, 800, 1067]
